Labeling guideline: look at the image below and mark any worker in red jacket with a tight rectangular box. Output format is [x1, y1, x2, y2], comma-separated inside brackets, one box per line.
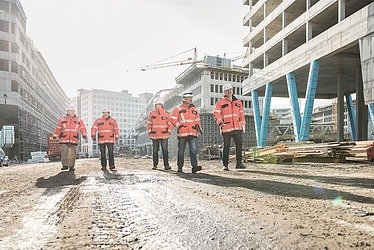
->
[147, 98, 173, 170]
[213, 84, 246, 171]
[91, 107, 119, 171]
[170, 92, 202, 173]
[53, 105, 87, 171]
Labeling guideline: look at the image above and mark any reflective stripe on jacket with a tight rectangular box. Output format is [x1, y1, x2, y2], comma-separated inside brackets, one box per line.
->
[53, 115, 87, 144]
[91, 116, 119, 144]
[213, 96, 245, 134]
[147, 108, 173, 139]
[170, 103, 201, 138]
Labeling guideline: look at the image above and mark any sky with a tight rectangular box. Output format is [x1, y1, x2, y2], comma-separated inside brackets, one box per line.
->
[21, 0, 331, 109]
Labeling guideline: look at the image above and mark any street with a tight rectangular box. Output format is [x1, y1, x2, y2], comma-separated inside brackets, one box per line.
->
[0, 159, 373, 249]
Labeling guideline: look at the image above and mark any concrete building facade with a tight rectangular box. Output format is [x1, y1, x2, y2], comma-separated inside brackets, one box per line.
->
[243, 0, 374, 145]
[135, 56, 258, 158]
[0, 0, 68, 161]
[75, 89, 152, 157]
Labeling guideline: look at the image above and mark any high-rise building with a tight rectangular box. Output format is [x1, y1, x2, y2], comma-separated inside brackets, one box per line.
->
[75, 89, 152, 157]
[136, 56, 258, 157]
[243, 0, 373, 144]
[0, 0, 68, 161]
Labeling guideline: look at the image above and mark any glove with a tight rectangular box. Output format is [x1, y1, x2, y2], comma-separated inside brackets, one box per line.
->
[91, 136, 96, 141]
[82, 135, 87, 140]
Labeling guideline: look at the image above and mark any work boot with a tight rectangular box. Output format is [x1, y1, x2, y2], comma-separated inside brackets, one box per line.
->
[61, 166, 69, 171]
[164, 165, 171, 170]
[192, 165, 202, 174]
[101, 167, 107, 171]
[152, 165, 157, 170]
[235, 163, 246, 169]
[109, 166, 115, 170]
[177, 168, 183, 173]
[69, 166, 75, 171]
[223, 166, 229, 171]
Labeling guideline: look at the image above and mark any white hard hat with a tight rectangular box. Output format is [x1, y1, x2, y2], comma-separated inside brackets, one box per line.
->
[154, 98, 164, 105]
[223, 84, 233, 92]
[182, 92, 193, 98]
[102, 107, 110, 113]
[66, 105, 76, 111]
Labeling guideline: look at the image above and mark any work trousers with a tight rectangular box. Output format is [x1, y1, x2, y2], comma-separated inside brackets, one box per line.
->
[100, 143, 114, 168]
[152, 139, 169, 167]
[222, 130, 243, 167]
[61, 144, 77, 167]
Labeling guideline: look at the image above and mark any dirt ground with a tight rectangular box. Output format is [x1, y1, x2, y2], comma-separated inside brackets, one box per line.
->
[0, 158, 373, 249]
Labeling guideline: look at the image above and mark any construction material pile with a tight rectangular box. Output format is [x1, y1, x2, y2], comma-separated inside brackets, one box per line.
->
[239, 141, 374, 164]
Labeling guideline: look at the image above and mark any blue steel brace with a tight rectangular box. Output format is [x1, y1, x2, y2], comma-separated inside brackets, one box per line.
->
[286, 72, 301, 142]
[299, 60, 320, 141]
[251, 90, 261, 146]
[345, 94, 357, 141]
[368, 103, 374, 126]
[259, 83, 273, 147]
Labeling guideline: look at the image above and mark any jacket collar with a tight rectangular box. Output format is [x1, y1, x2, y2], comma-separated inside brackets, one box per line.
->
[224, 95, 238, 102]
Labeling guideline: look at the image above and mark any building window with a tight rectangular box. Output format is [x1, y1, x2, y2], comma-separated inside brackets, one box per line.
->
[219, 73, 223, 80]
[0, 40, 8, 52]
[210, 72, 214, 79]
[0, 20, 9, 33]
[11, 80, 18, 93]
[215, 85, 218, 93]
[0, 59, 9, 71]
[210, 97, 214, 106]
[219, 85, 223, 93]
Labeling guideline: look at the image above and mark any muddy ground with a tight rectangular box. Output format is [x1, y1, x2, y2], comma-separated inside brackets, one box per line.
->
[0, 158, 373, 249]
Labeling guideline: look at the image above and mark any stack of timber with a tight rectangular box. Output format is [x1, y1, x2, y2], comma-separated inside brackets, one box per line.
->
[236, 141, 374, 163]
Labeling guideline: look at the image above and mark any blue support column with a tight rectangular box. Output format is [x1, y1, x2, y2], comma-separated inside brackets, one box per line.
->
[368, 103, 374, 126]
[286, 72, 301, 141]
[345, 94, 357, 141]
[259, 83, 273, 147]
[251, 90, 261, 146]
[299, 60, 320, 141]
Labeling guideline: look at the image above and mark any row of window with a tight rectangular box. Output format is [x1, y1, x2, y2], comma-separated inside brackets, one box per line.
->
[210, 97, 252, 109]
[210, 84, 243, 95]
[210, 71, 247, 83]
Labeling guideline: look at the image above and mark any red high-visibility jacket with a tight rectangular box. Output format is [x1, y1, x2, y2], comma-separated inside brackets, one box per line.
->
[147, 108, 173, 140]
[171, 103, 201, 138]
[213, 96, 245, 134]
[91, 116, 119, 144]
[53, 115, 87, 145]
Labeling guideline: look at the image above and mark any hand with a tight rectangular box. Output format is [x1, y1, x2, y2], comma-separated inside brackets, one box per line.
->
[91, 136, 96, 141]
[82, 135, 87, 140]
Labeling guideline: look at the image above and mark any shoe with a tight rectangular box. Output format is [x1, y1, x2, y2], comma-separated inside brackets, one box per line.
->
[101, 167, 107, 171]
[109, 166, 115, 170]
[69, 167, 75, 171]
[164, 166, 171, 170]
[152, 166, 157, 170]
[223, 166, 229, 171]
[61, 166, 69, 171]
[177, 168, 183, 173]
[192, 165, 202, 173]
[235, 163, 246, 169]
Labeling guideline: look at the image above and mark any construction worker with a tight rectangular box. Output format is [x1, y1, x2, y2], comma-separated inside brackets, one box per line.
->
[213, 84, 246, 171]
[147, 98, 173, 170]
[53, 105, 87, 171]
[91, 107, 119, 171]
[171, 92, 202, 173]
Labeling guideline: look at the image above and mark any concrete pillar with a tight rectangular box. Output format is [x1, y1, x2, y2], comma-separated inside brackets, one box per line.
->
[249, 62, 254, 76]
[263, 1, 267, 17]
[282, 11, 288, 28]
[356, 65, 369, 140]
[306, 21, 313, 41]
[282, 39, 288, 56]
[264, 52, 269, 68]
[338, 0, 346, 22]
[306, 0, 312, 9]
[337, 72, 345, 142]
[359, 34, 374, 104]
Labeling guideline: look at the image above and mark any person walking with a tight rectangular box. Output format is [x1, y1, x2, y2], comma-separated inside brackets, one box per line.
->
[53, 105, 87, 171]
[213, 84, 246, 171]
[91, 107, 119, 171]
[170, 92, 202, 173]
[147, 98, 173, 170]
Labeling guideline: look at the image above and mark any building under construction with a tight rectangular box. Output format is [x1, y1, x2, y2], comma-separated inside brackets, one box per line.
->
[0, 0, 67, 161]
[136, 56, 257, 158]
[243, 0, 374, 146]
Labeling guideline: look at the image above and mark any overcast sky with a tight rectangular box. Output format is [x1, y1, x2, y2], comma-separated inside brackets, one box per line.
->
[21, 0, 246, 96]
[21, 0, 331, 109]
